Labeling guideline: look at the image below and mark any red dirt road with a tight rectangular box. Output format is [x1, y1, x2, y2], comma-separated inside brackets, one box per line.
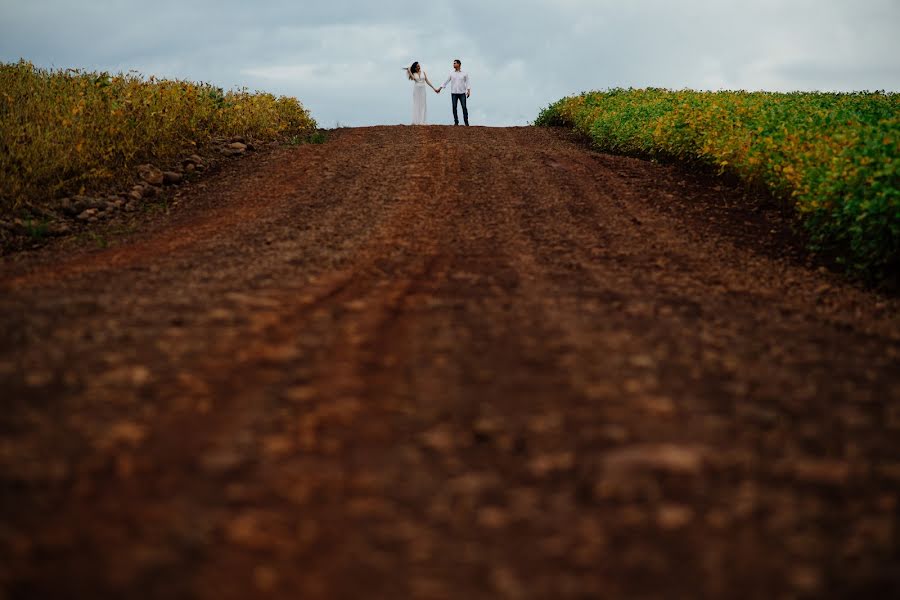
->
[1, 126, 899, 599]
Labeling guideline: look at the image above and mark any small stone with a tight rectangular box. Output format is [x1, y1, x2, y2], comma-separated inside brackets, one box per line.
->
[477, 506, 510, 529]
[253, 565, 278, 592]
[528, 452, 574, 477]
[222, 148, 244, 157]
[107, 421, 147, 446]
[71, 195, 93, 211]
[793, 459, 850, 486]
[187, 154, 204, 165]
[225, 512, 267, 548]
[163, 171, 183, 185]
[185, 163, 196, 173]
[790, 566, 822, 593]
[58, 197, 78, 216]
[628, 354, 656, 368]
[137, 164, 164, 186]
[657, 504, 694, 530]
[47, 222, 71, 236]
[602, 444, 705, 476]
[228, 142, 248, 151]
[77, 208, 99, 221]
[284, 386, 316, 402]
[200, 448, 246, 474]
[25, 371, 54, 387]
[127, 191, 142, 202]
[420, 425, 456, 452]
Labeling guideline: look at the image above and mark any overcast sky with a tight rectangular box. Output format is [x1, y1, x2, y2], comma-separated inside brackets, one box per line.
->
[2, 0, 899, 127]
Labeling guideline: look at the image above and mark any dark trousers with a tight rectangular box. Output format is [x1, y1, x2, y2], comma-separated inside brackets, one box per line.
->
[452, 93, 469, 125]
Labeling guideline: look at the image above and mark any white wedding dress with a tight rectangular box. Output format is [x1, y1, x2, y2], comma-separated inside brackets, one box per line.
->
[411, 71, 428, 125]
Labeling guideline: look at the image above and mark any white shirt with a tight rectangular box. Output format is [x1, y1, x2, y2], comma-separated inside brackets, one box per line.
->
[442, 70, 470, 94]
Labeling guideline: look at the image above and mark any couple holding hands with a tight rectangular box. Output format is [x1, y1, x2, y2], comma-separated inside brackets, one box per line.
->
[404, 59, 471, 126]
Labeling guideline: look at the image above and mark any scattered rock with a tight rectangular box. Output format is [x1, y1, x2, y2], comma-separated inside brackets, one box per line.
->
[477, 506, 510, 529]
[106, 421, 147, 447]
[253, 565, 279, 592]
[58, 197, 78, 216]
[77, 208, 99, 221]
[789, 565, 823, 593]
[163, 171, 183, 185]
[528, 452, 575, 477]
[602, 444, 706, 476]
[199, 448, 247, 475]
[128, 190, 143, 202]
[47, 222, 71, 236]
[222, 148, 245, 157]
[228, 142, 248, 151]
[656, 504, 694, 530]
[72, 195, 104, 212]
[628, 354, 656, 368]
[420, 425, 457, 452]
[792, 459, 850, 486]
[184, 163, 196, 173]
[137, 164, 165, 186]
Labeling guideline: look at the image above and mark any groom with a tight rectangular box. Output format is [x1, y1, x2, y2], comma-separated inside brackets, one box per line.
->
[436, 59, 471, 126]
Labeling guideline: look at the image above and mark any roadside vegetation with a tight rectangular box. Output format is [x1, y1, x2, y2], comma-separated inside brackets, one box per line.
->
[0, 59, 317, 214]
[537, 88, 899, 283]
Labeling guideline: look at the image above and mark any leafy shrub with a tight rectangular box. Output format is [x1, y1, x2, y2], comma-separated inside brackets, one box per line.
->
[0, 60, 317, 212]
[537, 88, 899, 282]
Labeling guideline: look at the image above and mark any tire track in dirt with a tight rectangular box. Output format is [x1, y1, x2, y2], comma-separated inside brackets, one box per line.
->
[1, 126, 899, 599]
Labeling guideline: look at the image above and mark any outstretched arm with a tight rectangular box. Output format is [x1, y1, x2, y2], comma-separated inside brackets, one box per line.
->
[424, 71, 437, 91]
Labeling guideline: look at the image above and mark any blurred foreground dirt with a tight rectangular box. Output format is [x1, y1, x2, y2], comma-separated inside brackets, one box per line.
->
[1, 126, 899, 599]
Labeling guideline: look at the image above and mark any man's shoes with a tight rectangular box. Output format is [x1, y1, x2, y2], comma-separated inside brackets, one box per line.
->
[454, 123, 459, 126]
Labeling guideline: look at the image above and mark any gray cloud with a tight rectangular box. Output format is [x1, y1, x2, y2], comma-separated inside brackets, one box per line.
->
[2, 0, 899, 127]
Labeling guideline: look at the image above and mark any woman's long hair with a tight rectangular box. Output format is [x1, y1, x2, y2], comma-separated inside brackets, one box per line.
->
[408, 61, 420, 80]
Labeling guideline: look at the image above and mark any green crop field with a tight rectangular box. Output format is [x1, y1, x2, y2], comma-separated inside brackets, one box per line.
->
[0, 60, 317, 213]
[537, 88, 899, 282]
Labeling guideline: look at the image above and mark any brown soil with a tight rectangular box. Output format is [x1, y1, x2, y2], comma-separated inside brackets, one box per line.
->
[1, 126, 899, 599]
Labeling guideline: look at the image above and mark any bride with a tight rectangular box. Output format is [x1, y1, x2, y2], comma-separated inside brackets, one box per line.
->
[403, 62, 438, 125]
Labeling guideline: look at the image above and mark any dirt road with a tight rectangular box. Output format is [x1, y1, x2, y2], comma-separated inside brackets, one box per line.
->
[1, 126, 898, 599]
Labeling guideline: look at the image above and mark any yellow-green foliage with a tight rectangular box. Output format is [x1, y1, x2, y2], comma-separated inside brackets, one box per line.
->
[1, 59, 317, 211]
[537, 88, 900, 281]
